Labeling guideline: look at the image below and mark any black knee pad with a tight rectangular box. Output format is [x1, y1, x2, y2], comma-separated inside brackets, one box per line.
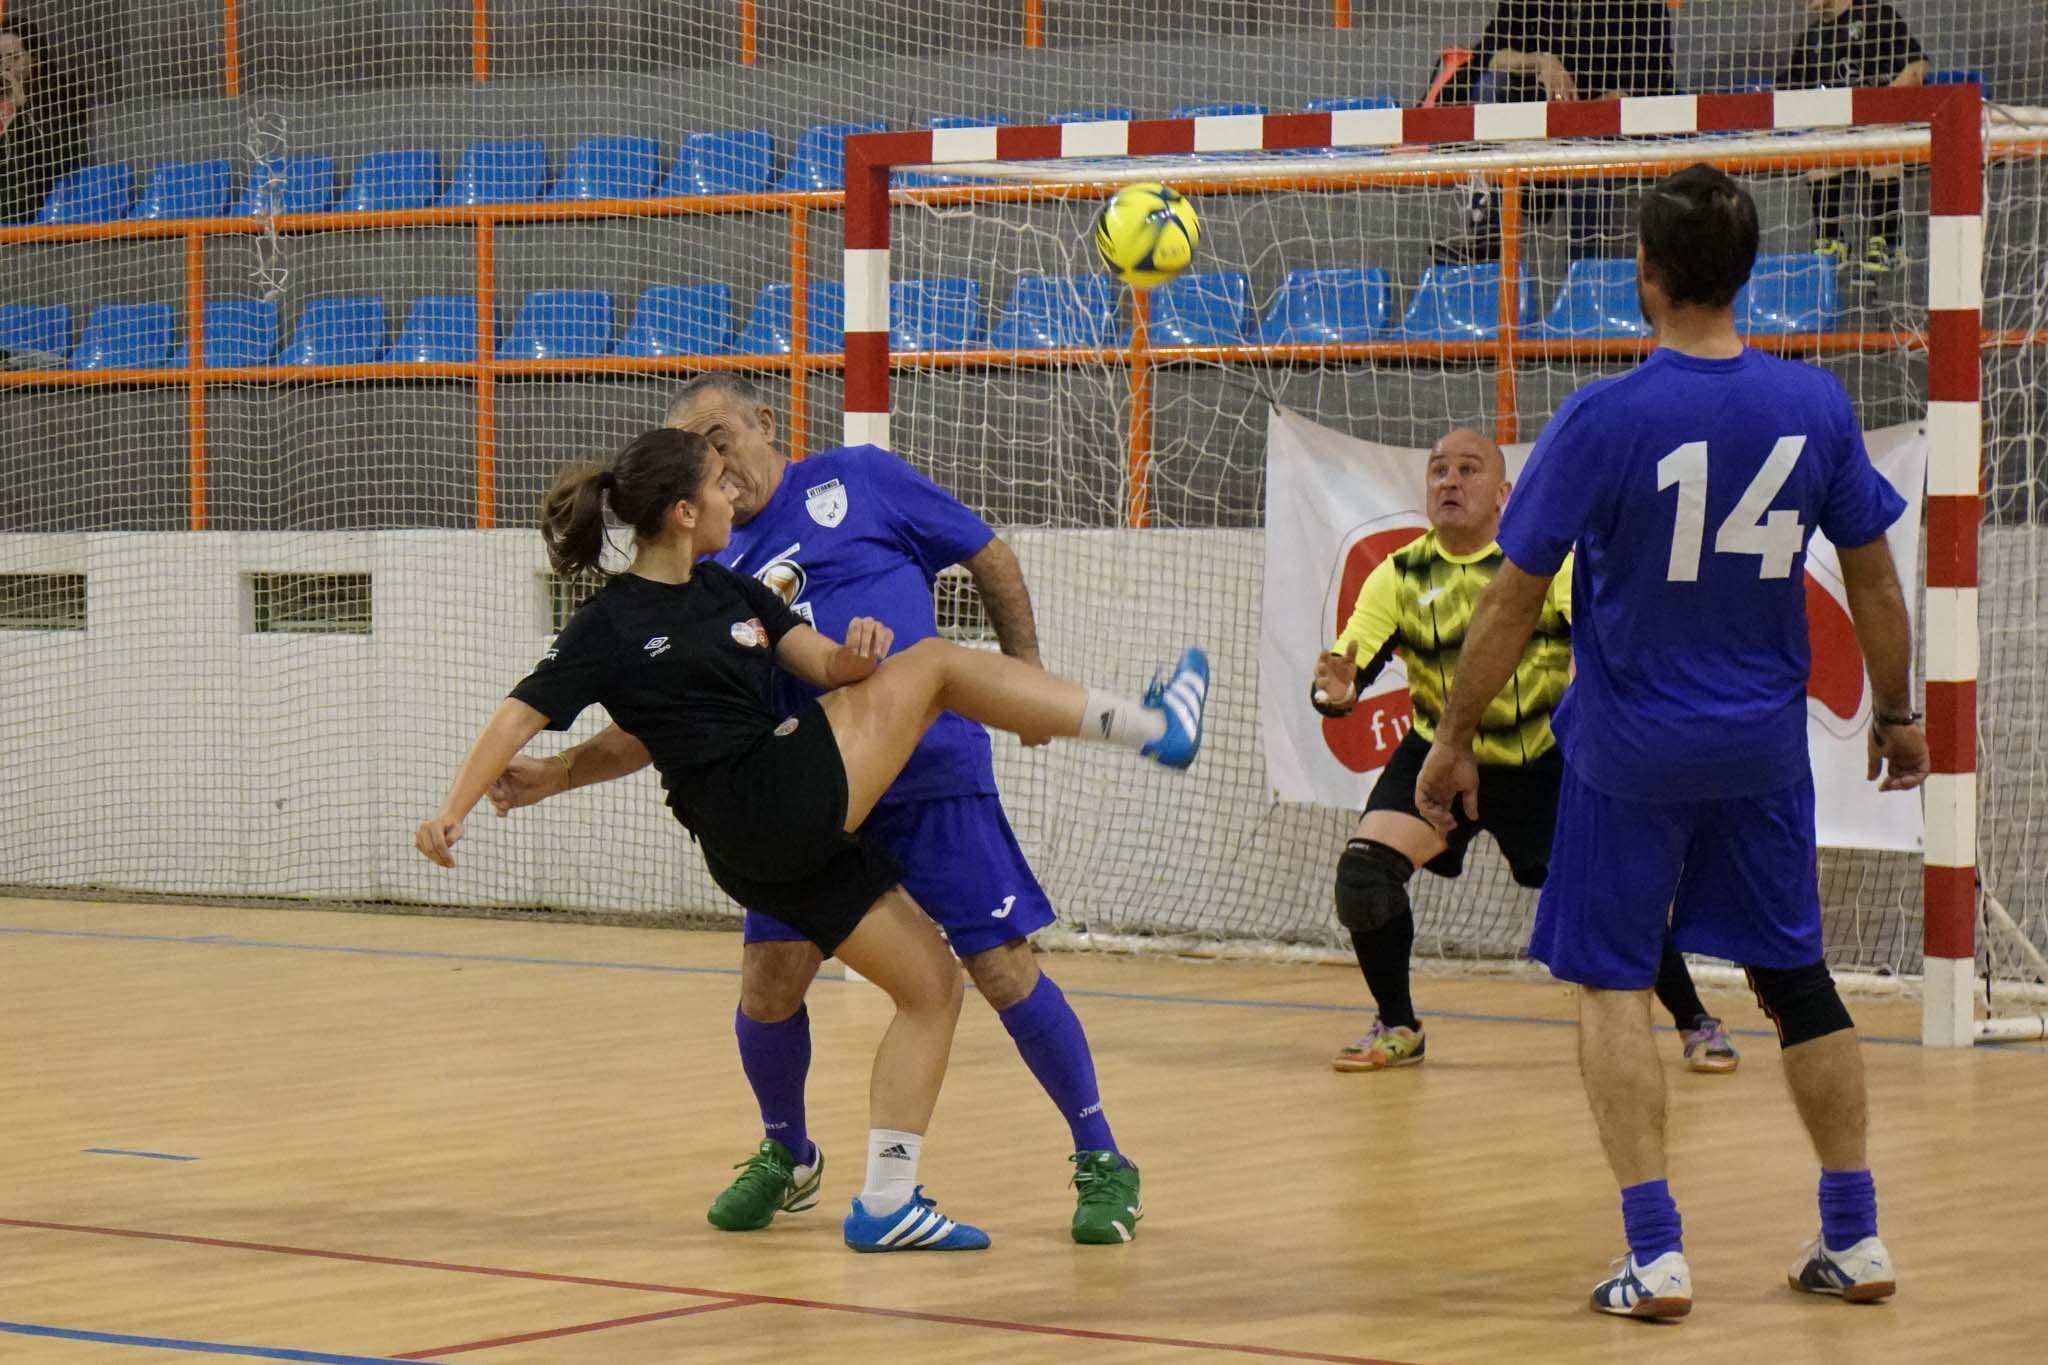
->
[1334, 838, 1414, 935]
[1748, 960, 1854, 1047]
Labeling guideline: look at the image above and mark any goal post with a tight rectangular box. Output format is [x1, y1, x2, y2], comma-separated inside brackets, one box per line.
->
[840, 84, 2003, 1047]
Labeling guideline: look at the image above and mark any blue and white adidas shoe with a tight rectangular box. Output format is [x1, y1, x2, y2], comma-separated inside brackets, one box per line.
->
[1591, 1249, 1692, 1319]
[843, 1187, 990, 1252]
[1140, 647, 1209, 770]
[1788, 1234, 1895, 1303]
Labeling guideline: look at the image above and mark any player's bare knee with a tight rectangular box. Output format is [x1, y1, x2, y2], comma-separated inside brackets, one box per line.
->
[1334, 838, 1414, 936]
[964, 939, 1039, 1010]
[1747, 960, 1854, 1048]
[739, 940, 821, 1022]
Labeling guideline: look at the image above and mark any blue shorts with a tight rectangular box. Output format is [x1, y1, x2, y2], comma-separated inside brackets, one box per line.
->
[1528, 761, 1824, 989]
[742, 794, 1057, 960]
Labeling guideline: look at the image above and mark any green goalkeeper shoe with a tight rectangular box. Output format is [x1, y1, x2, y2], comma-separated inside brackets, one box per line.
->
[1070, 1150, 1143, 1245]
[706, 1138, 822, 1232]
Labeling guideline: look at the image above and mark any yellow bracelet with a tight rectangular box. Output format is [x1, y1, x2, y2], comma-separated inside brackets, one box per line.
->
[553, 749, 575, 784]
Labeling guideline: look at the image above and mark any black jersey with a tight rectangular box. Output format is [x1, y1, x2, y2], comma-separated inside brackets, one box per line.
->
[510, 564, 807, 807]
[1777, 1, 1925, 90]
[1477, 1, 1678, 99]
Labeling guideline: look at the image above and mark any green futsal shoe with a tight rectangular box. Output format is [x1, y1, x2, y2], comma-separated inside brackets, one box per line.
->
[1070, 1150, 1143, 1245]
[706, 1138, 822, 1232]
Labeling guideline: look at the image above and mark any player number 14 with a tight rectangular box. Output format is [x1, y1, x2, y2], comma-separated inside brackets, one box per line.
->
[1656, 435, 1807, 582]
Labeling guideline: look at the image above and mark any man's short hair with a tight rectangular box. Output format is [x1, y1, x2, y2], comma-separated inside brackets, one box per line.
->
[1637, 163, 1760, 309]
[664, 372, 772, 427]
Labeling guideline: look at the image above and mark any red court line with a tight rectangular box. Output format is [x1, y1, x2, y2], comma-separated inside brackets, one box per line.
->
[395, 1300, 752, 1357]
[3, 1216, 1419, 1365]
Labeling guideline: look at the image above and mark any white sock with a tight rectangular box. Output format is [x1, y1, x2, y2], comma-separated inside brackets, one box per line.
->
[1081, 688, 1167, 751]
[859, 1128, 922, 1210]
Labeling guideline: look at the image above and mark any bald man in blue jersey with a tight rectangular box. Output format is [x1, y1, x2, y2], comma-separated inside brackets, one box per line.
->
[1418, 164, 1928, 1319]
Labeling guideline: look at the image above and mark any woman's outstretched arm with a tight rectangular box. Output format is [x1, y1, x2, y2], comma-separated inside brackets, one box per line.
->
[416, 698, 551, 867]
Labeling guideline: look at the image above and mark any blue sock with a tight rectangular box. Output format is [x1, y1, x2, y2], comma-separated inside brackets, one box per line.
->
[998, 973, 1118, 1155]
[734, 1005, 813, 1164]
[1619, 1179, 1683, 1263]
[1818, 1169, 1878, 1251]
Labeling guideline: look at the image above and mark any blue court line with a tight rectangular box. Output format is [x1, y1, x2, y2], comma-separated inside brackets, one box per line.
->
[0, 1320, 437, 1364]
[83, 1148, 198, 1162]
[4, 923, 2042, 1055]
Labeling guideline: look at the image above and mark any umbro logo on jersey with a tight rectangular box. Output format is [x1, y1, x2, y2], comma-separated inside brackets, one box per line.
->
[877, 1143, 912, 1160]
[643, 636, 671, 657]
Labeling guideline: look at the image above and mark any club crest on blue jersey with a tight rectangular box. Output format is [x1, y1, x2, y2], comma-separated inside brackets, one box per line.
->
[806, 478, 848, 528]
[758, 555, 814, 624]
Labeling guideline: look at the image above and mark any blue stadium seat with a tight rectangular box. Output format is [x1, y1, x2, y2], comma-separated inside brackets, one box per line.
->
[1257, 268, 1393, 343]
[666, 130, 777, 196]
[990, 275, 1124, 350]
[1397, 263, 1539, 340]
[548, 136, 662, 200]
[1928, 68, 1989, 96]
[169, 299, 281, 366]
[776, 121, 888, 191]
[339, 150, 442, 212]
[279, 296, 388, 366]
[734, 281, 846, 355]
[1149, 271, 1252, 346]
[891, 278, 985, 351]
[1527, 258, 1651, 339]
[1172, 102, 1267, 119]
[0, 304, 71, 363]
[129, 159, 231, 220]
[613, 284, 735, 357]
[439, 139, 548, 207]
[1737, 253, 1840, 335]
[233, 155, 337, 216]
[1304, 95, 1400, 112]
[36, 164, 134, 224]
[1047, 108, 1137, 124]
[70, 304, 175, 370]
[501, 290, 616, 360]
[385, 296, 479, 363]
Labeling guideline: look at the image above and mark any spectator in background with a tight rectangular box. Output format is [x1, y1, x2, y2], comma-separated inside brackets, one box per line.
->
[0, 20, 89, 224]
[1777, 1, 1930, 278]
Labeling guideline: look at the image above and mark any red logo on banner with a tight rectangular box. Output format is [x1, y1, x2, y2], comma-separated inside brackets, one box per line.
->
[1804, 570, 1865, 724]
[1322, 527, 1427, 773]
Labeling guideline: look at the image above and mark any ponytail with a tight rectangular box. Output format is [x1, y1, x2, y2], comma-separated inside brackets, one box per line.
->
[539, 428, 715, 577]
[540, 462, 612, 577]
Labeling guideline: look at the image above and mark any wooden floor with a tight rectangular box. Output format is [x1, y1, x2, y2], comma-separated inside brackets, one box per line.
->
[3, 899, 2044, 1364]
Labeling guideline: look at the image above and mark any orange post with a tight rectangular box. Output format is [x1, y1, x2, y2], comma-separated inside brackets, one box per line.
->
[185, 233, 208, 529]
[1127, 290, 1153, 529]
[739, 0, 757, 66]
[1023, 0, 1043, 48]
[223, 0, 241, 97]
[472, 0, 489, 81]
[1334, 0, 1352, 29]
[475, 219, 496, 528]
[1494, 173, 1522, 446]
[787, 204, 810, 461]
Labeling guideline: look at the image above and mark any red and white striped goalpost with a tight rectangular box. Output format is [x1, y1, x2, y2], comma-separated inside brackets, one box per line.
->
[841, 85, 1986, 1047]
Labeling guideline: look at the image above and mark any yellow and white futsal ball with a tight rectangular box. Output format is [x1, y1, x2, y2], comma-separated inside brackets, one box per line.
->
[1094, 182, 1201, 288]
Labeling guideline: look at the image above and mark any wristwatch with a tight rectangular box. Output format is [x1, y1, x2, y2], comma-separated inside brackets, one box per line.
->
[1873, 710, 1922, 730]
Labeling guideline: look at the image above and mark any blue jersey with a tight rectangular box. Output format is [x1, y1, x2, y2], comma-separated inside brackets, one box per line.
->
[1498, 347, 1906, 801]
[715, 444, 998, 806]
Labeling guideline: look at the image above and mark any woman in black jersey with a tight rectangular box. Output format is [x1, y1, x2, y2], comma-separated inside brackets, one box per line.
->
[415, 426, 1209, 1252]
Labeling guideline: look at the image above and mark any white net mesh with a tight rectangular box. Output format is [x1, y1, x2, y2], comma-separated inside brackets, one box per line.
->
[1, 3, 2044, 1020]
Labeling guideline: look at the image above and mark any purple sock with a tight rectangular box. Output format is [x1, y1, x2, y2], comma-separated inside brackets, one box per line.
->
[998, 973, 1118, 1155]
[1818, 1169, 1878, 1251]
[1619, 1179, 1683, 1263]
[734, 1005, 812, 1164]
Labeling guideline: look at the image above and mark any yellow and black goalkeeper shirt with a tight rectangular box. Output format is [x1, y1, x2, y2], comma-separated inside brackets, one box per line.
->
[1331, 531, 1573, 767]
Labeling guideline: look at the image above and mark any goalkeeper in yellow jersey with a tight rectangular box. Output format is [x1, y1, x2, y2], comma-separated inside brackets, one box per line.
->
[1309, 428, 1737, 1074]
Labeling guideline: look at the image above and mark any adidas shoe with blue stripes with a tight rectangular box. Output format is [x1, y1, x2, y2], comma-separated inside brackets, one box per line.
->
[843, 1187, 990, 1252]
[1788, 1234, 1895, 1302]
[1141, 647, 1209, 770]
[1591, 1250, 1692, 1318]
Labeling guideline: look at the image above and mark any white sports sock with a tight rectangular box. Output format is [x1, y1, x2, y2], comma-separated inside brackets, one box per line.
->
[1081, 688, 1167, 751]
[859, 1128, 923, 1210]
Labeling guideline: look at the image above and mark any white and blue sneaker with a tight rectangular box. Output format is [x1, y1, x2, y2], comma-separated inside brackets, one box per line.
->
[1140, 647, 1209, 770]
[842, 1187, 990, 1252]
[1591, 1250, 1692, 1318]
[1788, 1234, 1895, 1303]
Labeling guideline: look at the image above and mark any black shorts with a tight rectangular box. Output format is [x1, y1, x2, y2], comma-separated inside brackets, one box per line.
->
[680, 700, 903, 957]
[1364, 729, 1562, 888]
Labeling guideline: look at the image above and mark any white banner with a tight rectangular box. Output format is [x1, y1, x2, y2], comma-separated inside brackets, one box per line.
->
[1260, 406, 1927, 852]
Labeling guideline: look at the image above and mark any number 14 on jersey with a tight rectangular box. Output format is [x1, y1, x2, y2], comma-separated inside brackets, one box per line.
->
[1657, 435, 1808, 582]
